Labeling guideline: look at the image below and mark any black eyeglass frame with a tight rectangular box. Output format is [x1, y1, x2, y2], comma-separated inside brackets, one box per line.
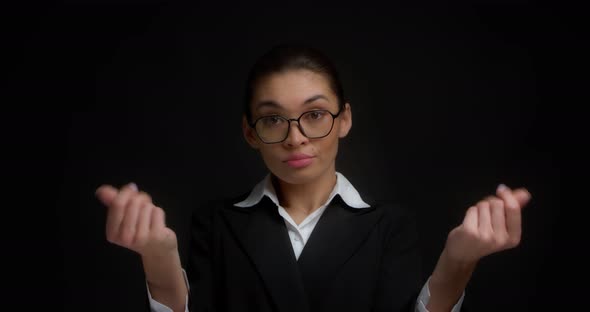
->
[249, 107, 343, 144]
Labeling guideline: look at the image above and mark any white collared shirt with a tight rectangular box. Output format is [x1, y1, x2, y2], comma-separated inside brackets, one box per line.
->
[147, 172, 464, 312]
[233, 172, 370, 260]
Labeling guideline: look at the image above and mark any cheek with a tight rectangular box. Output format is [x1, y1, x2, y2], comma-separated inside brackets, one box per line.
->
[316, 132, 340, 160]
[258, 146, 282, 165]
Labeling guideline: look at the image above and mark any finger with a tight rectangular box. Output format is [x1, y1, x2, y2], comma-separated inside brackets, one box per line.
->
[119, 194, 144, 246]
[134, 202, 153, 247]
[106, 183, 137, 241]
[497, 184, 531, 208]
[463, 205, 478, 233]
[137, 191, 152, 204]
[483, 195, 499, 202]
[112, 182, 139, 210]
[477, 200, 492, 237]
[496, 184, 519, 211]
[501, 192, 523, 247]
[95, 185, 118, 207]
[489, 198, 506, 235]
[513, 188, 532, 208]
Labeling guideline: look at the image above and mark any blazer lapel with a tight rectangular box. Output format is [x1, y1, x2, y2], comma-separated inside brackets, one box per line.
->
[296, 196, 382, 310]
[221, 197, 310, 312]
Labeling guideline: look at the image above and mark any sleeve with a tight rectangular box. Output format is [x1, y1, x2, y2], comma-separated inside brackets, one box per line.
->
[146, 200, 218, 312]
[372, 203, 424, 312]
[414, 276, 465, 312]
[146, 269, 190, 312]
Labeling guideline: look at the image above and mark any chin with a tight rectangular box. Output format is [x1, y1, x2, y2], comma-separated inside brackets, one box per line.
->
[271, 163, 327, 185]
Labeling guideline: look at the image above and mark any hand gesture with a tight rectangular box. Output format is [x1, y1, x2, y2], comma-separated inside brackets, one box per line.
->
[445, 184, 532, 264]
[95, 183, 178, 257]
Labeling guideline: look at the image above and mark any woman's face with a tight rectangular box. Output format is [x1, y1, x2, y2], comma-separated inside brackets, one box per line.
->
[243, 69, 352, 185]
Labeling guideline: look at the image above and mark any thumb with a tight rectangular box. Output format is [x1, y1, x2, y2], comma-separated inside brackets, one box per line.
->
[513, 188, 532, 207]
[95, 185, 118, 207]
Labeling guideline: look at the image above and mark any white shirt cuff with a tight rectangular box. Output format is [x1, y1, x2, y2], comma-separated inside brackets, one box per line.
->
[415, 276, 465, 312]
[146, 268, 190, 312]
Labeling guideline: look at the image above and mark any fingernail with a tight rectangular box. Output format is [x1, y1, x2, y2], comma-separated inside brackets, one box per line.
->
[497, 184, 508, 192]
[129, 182, 138, 192]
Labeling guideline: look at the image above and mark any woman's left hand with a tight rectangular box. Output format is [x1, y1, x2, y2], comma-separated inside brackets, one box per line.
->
[426, 184, 532, 312]
[444, 184, 532, 265]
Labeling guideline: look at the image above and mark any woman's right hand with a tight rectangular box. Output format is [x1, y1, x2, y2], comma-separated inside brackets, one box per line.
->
[95, 183, 178, 257]
[97, 183, 188, 310]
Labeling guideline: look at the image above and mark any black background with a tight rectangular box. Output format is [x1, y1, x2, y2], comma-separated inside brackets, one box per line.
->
[4, 1, 585, 311]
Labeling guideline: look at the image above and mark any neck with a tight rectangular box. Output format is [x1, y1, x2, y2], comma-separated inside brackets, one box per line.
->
[273, 166, 337, 216]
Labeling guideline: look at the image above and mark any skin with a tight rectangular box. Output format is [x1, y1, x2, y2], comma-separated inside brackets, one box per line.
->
[242, 69, 352, 223]
[95, 69, 531, 312]
[95, 183, 187, 312]
[426, 185, 531, 312]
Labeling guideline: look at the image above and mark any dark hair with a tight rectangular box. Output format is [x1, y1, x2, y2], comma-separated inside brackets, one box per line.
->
[243, 44, 346, 123]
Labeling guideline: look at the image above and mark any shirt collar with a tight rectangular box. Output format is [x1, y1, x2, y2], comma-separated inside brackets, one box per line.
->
[233, 172, 371, 209]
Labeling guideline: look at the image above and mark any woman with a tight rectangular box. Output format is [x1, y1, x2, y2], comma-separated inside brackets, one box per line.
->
[96, 44, 532, 312]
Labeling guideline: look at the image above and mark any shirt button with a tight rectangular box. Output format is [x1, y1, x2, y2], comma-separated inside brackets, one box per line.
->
[294, 237, 300, 242]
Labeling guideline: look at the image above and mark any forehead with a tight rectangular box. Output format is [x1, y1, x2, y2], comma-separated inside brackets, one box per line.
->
[251, 70, 336, 111]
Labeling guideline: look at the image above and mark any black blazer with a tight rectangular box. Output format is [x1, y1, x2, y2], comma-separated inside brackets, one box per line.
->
[184, 193, 429, 312]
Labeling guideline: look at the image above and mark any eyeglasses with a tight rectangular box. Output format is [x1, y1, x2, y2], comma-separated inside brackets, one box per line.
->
[249, 108, 342, 144]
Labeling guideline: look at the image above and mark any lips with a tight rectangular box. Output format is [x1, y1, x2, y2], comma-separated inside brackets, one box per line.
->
[284, 153, 315, 168]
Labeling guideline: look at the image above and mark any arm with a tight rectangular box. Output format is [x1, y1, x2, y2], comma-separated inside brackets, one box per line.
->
[425, 184, 532, 312]
[415, 276, 464, 312]
[96, 183, 188, 312]
[143, 249, 188, 312]
[147, 199, 218, 312]
[146, 269, 190, 312]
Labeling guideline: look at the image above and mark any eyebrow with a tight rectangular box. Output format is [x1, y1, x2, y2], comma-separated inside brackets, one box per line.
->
[255, 94, 330, 111]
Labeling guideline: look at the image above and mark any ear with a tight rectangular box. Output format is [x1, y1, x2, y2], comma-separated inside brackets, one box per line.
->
[242, 115, 260, 149]
[338, 103, 352, 138]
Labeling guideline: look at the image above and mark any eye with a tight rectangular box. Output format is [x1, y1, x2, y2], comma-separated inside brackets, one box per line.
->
[307, 110, 326, 120]
[261, 115, 285, 126]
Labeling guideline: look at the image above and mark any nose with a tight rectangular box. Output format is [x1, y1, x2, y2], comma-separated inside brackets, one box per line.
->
[283, 120, 309, 147]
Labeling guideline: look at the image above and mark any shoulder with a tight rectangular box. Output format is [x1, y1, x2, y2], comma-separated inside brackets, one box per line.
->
[189, 191, 250, 220]
[360, 192, 417, 222]
[360, 196, 419, 237]
[360, 199, 421, 256]
[338, 173, 415, 225]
